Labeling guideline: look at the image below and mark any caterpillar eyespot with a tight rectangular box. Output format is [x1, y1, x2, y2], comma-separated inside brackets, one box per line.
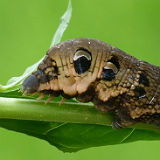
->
[101, 61, 118, 81]
[21, 38, 160, 129]
[101, 68, 116, 81]
[73, 49, 91, 74]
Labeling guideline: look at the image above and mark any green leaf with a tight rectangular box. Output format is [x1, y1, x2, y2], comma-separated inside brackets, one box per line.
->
[50, 0, 72, 47]
[0, 97, 160, 152]
[0, 0, 72, 93]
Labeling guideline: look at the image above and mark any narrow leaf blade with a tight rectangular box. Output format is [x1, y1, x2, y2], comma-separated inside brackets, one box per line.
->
[0, 0, 72, 92]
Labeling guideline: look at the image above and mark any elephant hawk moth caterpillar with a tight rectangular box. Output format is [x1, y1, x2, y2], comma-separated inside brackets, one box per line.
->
[21, 38, 160, 129]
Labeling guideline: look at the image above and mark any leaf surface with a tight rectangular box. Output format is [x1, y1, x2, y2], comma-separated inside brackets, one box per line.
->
[0, 95, 160, 152]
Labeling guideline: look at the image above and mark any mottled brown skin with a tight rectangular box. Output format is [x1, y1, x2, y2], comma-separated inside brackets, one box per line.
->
[21, 38, 160, 129]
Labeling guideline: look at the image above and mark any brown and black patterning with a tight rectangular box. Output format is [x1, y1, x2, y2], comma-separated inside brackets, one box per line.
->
[21, 38, 160, 129]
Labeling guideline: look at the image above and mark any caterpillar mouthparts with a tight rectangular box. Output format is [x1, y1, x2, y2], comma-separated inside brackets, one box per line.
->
[21, 74, 40, 95]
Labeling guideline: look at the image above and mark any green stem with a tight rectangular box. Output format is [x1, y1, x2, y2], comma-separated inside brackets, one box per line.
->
[0, 97, 113, 125]
[0, 97, 159, 133]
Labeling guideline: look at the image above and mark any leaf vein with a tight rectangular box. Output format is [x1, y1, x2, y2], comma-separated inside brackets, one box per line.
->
[120, 128, 135, 143]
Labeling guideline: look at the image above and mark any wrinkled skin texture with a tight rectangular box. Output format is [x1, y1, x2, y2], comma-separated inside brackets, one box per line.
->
[21, 38, 160, 129]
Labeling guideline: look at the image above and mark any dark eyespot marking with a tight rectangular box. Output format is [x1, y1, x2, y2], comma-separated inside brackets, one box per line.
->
[102, 68, 116, 81]
[101, 59, 119, 81]
[73, 48, 91, 74]
[135, 86, 146, 98]
[139, 73, 149, 87]
[108, 57, 120, 70]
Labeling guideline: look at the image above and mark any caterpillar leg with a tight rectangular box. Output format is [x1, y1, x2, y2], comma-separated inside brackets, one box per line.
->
[37, 93, 45, 100]
[45, 95, 54, 104]
[112, 107, 136, 129]
[59, 97, 66, 106]
[112, 117, 135, 129]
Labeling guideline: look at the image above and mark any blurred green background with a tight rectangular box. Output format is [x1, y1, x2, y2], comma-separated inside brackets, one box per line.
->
[0, 0, 160, 159]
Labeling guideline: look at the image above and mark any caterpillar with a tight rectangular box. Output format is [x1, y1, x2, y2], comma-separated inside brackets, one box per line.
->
[21, 38, 160, 129]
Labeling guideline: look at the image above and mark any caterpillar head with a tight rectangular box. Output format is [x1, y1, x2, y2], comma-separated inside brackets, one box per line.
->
[21, 38, 133, 103]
